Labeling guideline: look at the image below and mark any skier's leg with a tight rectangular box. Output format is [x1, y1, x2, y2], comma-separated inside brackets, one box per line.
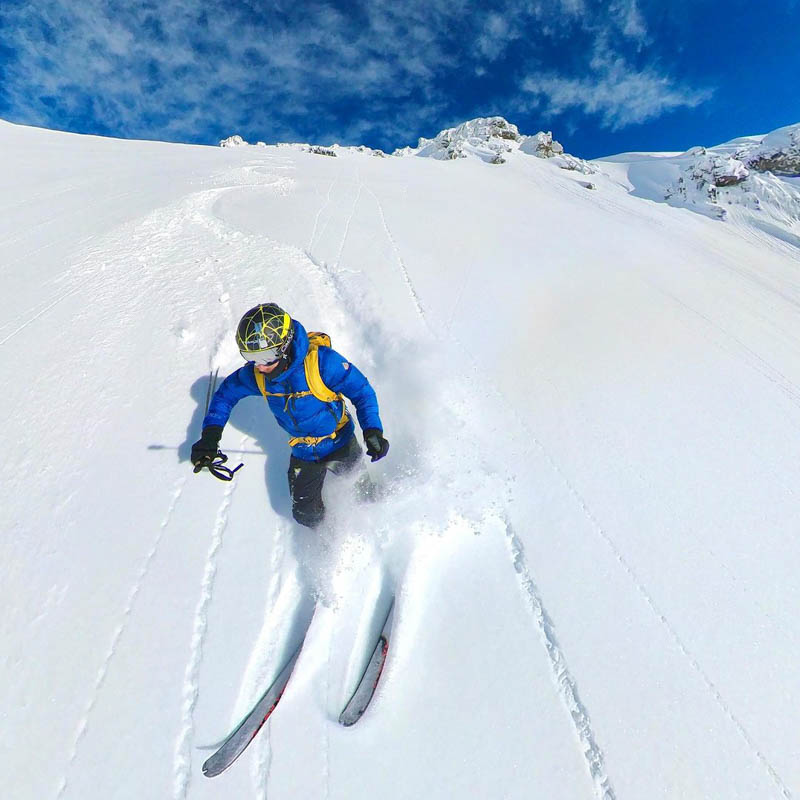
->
[323, 434, 363, 476]
[288, 456, 328, 528]
[325, 435, 379, 501]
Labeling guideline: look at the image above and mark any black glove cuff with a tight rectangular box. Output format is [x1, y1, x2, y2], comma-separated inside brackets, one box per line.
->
[201, 425, 223, 449]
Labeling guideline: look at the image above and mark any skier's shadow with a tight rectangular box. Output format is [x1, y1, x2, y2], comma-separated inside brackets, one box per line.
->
[178, 373, 293, 519]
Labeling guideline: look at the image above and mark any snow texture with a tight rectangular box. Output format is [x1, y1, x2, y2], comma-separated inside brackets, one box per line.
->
[2, 114, 800, 800]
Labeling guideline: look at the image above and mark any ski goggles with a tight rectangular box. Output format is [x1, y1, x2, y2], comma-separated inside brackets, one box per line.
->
[240, 346, 284, 365]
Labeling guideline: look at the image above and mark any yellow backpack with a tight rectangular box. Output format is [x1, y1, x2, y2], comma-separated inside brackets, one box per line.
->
[253, 332, 349, 447]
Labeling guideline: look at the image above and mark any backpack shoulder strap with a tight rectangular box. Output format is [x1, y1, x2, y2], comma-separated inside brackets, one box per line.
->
[305, 332, 339, 403]
[253, 365, 296, 399]
[253, 365, 269, 398]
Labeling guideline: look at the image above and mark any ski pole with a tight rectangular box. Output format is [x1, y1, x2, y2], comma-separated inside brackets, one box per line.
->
[204, 368, 219, 417]
[194, 368, 244, 481]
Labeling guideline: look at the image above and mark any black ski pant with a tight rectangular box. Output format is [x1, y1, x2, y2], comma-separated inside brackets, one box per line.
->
[287, 434, 363, 528]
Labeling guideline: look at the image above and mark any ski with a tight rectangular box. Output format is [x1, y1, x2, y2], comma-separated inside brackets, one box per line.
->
[338, 597, 395, 726]
[202, 621, 311, 777]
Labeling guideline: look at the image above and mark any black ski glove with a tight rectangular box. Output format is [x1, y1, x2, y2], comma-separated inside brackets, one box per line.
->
[363, 428, 389, 462]
[191, 425, 223, 468]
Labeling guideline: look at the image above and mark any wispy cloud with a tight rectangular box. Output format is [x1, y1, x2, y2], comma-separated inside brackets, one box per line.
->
[521, 43, 713, 129]
[609, 0, 647, 41]
[0, 0, 471, 144]
[0, 0, 711, 148]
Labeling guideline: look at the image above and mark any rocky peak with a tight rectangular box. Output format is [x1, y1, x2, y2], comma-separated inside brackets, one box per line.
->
[219, 134, 248, 147]
[399, 116, 522, 163]
[738, 123, 800, 176]
[665, 152, 752, 219]
[394, 116, 593, 172]
[519, 131, 564, 158]
[663, 127, 800, 224]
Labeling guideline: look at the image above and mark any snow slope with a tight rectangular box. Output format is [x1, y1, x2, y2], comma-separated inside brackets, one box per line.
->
[2, 117, 800, 800]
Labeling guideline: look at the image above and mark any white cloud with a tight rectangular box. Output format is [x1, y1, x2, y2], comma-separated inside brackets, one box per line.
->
[0, 0, 701, 146]
[610, 0, 647, 41]
[522, 50, 713, 129]
[477, 13, 518, 59]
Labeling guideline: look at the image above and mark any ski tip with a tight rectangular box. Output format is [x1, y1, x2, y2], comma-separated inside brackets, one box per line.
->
[202, 752, 233, 778]
[201, 760, 219, 778]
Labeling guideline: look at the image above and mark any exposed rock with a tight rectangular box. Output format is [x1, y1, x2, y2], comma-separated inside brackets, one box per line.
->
[392, 116, 594, 174]
[397, 116, 522, 163]
[551, 153, 595, 174]
[740, 123, 800, 176]
[219, 135, 248, 147]
[518, 131, 564, 159]
[666, 154, 754, 219]
[346, 145, 387, 157]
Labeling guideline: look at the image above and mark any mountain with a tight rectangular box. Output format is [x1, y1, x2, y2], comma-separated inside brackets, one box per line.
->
[597, 122, 800, 245]
[2, 114, 800, 800]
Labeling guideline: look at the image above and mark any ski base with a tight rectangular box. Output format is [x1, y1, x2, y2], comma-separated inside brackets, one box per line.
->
[202, 640, 303, 778]
[338, 598, 395, 727]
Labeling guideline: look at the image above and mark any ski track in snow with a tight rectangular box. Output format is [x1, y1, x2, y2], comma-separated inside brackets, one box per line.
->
[362, 178, 615, 797]
[0, 187, 136, 256]
[172, 441, 243, 800]
[334, 173, 363, 271]
[308, 177, 338, 254]
[323, 634, 332, 800]
[55, 477, 187, 800]
[559, 485, 793, 799]
[363, 184, 429, 326]
[652, 280, 800, 411]
[253, 719, 274, 800]
[501, 517, 616, 800]
[0, 245, 104, 346]
[505, 398, 793, 799]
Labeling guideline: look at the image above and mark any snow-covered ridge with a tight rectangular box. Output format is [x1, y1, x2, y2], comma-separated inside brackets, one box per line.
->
[664, 126, 800, 226]
[393, 116, 595, 173]
[219, 116, 591, 172]
[393, 117, 522, 163]
[219, 134, 387, 158]
[596, 121, 800, 239]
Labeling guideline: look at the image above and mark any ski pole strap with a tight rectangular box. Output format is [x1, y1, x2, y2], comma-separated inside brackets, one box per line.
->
[194, 451, 244, 481]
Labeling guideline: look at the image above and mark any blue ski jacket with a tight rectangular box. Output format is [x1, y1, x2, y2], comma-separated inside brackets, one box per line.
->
[202, 321, 383, 462]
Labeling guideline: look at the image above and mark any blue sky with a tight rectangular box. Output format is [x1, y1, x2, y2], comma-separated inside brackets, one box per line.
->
[0, 0, 798, 158]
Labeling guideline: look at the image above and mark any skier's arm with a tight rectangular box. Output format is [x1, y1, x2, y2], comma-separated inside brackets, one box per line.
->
[318, 348, 383, 433]
[202, 366, 261, 431]
[191, 367, 260, 465]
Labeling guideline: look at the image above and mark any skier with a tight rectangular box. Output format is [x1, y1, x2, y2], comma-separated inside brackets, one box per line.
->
[190, 303, 389, 528]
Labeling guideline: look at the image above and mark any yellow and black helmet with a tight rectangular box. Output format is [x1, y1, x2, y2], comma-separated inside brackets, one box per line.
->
[236, 303, 294, 364]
